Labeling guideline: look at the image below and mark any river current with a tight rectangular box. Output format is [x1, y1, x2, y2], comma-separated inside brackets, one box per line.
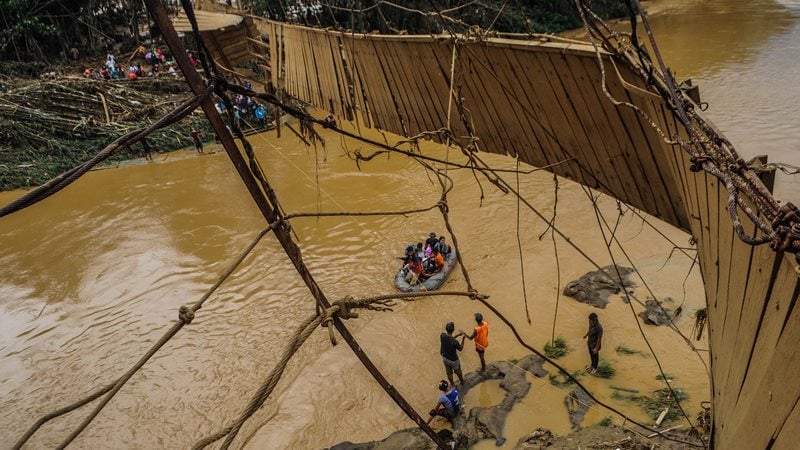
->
[1, 0, 798, 448]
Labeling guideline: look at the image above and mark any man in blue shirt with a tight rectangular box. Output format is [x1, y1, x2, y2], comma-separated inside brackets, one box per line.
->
[428, 380, 461, 423]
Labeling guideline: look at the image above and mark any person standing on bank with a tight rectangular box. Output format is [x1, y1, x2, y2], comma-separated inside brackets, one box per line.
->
[464, 313, 489, 371]
[583, 312, 603, 375]
[440, 322, 466, 386]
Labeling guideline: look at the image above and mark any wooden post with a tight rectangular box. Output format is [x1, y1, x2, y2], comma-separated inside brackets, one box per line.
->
[143, 2, 448, 448]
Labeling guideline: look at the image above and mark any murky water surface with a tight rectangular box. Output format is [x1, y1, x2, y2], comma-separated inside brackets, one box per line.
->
[1, 0, 798, 448]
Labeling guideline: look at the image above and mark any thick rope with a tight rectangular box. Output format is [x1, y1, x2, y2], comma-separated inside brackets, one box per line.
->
[583, 186, 697, 431]
[14, 225, 274, 449]
[515, 156, 532, 324]
[194, 313, 323, 450]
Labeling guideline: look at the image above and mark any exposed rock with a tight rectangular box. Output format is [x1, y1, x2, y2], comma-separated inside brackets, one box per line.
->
[638, 298, 680, 326]
[516, 428, 554, 449]
[563, 265, 635, 308]
[329, 356, 550, 450]
[564, 387, 594, 430]
[326, 428, 435, 450]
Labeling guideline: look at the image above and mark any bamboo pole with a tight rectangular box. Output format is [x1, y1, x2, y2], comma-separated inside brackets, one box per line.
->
[143, 2, 448, 449]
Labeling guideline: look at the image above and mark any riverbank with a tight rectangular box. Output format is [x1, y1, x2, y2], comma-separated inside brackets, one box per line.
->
[0, 75, 214, 190]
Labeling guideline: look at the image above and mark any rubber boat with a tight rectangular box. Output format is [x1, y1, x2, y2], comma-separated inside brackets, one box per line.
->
[395, 250, 458, 292]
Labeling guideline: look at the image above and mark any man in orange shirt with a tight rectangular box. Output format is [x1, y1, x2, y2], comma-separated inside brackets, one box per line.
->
[464, 313, 489, 371]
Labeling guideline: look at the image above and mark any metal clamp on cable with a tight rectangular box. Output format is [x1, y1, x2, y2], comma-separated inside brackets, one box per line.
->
[178, 305, 195, 324]
[689, 154, 712, 172]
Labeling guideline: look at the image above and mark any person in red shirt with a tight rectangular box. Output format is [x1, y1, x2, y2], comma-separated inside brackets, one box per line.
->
[464, 313, 489, 371]
[403, 255, 424, 287]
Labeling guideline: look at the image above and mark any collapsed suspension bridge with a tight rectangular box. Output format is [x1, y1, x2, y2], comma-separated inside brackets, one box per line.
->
[5, 0, 800, 449]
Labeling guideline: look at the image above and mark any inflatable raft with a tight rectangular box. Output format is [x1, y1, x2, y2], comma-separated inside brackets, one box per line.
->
[395, 250, 458, 292]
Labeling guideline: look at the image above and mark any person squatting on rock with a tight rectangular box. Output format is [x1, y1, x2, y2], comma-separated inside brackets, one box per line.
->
[440, 321, 465, 385]
[463, 312, 489, 372]
[427, 380, 461, 424]
[583, 312, 603, 374]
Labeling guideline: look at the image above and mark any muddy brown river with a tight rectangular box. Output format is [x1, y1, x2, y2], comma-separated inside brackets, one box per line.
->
[2, 0, 799, 448]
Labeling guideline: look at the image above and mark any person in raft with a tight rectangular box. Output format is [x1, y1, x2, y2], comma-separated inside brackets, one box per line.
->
[427, 380, 461, 424]
[463, 312, 489, 371]
[583, 312, 603, 375]
[440, 322, 466, 386]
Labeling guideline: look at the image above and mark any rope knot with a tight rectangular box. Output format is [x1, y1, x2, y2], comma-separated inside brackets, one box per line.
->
[322, 114, 337, 129]
[333, 297, 359, 320]
[689, 154, 712, 172]
[438, 200, 449, 213]
[321, 305, 341, 346]
[468, 289, 487, 301]
[771, 202, 800, 229]
[178, 305, 195, 324]
[769, 223, 800, 253]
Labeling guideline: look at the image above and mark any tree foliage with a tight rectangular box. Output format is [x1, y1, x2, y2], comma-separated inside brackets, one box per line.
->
[0, 0, 142, 61]
[245, 0, 629, 35]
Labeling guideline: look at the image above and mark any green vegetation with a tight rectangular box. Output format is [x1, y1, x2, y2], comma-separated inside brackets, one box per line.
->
[612, 387, 689, 423]
[250, 0, 632, 36]
[598, 416, 613, 427]
[544, 336, 571, 359]
[593, 360, 616, 378]
[615, 345, 649, 357]
[548, 370, 584, 387]
[656, 373, 676, 381]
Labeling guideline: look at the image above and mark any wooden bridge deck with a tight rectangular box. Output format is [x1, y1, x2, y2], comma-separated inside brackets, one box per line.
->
[259, 21, 799, 449]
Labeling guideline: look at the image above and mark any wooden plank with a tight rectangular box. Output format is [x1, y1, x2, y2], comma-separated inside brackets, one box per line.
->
[457, 44, 515, 155]
[707, 180, 742, 427]
[556, 52, 629, 194]
[310, 31, 334, 112]
[410, 41, 449, 135]
[722, 258, 800, 449]
[371, 38, 414, 136]
[576, 55, 648, 210]
[499, 47, 564, 169]
[771, 398, 800, 449]
[357, 39, 394, 131]
[468, 44, 529, 159]
[509, 47, 582, 167]
[391, 41, 435, 136]
[619, 82, 686, 226]
[481, 44, 550, 167]
[327, 35, 351, 119]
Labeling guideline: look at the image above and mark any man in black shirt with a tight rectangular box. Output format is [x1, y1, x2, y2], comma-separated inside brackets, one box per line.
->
[583, 312, 603, 374]
[440, 322, 465, 385]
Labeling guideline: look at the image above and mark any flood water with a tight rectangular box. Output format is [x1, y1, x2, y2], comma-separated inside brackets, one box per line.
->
[1, 0, 799, 448]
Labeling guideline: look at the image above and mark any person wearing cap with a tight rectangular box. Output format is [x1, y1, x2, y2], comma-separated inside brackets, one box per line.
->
[583, 312, 603, 374]
[440, 322, 466, 385]
[464, 313, 489, 371]
[427, 380, 461, 424]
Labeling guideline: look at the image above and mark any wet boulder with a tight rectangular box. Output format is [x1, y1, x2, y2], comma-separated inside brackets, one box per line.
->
[516, 428, 554, 449]
[563, 265, 636, 308]
[638, 298, 679, 326]
[565, 387, 594, 430]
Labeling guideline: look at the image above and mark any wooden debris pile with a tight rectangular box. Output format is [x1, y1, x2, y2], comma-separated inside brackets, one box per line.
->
[0, 77, 212, 190]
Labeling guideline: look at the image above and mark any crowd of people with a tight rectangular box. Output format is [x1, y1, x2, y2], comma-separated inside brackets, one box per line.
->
[428, 312, 604, 433]
[214, 84, 269, 130]
[82, 40, 194, 81]
[429, 313, 489, 425]
[400, 232, 452, 289]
